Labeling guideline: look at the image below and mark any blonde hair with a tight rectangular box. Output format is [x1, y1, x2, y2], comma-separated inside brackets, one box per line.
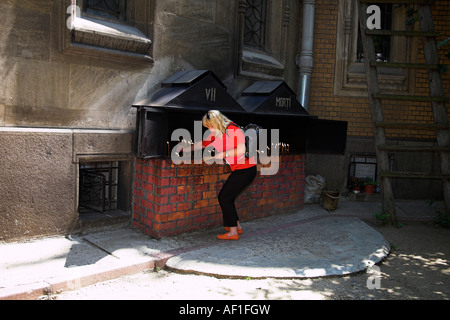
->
[202, 110, 232, 133]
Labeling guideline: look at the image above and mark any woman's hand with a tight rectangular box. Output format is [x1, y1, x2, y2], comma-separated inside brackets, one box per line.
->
[214, 152, 225, 160]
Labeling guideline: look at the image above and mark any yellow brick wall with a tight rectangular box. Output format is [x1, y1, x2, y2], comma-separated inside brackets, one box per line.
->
[309, 0, 450, 140]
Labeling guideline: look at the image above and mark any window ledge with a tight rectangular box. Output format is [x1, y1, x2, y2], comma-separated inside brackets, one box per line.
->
[347, 63, 407, 89]
[240, 49, 285, 80]
[66, 16, 153, 63]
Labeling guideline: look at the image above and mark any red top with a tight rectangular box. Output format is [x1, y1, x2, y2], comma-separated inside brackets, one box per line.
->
[202, 124, 256, 171]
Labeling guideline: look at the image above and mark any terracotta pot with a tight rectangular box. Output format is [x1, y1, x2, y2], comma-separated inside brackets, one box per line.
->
[364, 184, 375, 194]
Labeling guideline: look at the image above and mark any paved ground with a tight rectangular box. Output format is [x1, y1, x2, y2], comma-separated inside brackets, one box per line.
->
[0, 198, 447, 300]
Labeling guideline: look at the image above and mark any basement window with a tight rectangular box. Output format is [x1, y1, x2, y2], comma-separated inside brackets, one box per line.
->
[79, 161, 119, 213]
[348, 155, 378, 185]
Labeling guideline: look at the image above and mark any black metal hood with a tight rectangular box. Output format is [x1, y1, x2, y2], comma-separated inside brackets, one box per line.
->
[133, 70, 245, 114]
[237, 81, 310, 117]
[133, 70, 347, 159]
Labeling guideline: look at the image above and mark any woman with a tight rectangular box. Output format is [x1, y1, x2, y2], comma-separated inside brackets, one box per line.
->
[185, 110, 257, 240]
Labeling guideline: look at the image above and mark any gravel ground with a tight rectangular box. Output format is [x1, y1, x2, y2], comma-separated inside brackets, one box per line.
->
[48, 221, 450, 300]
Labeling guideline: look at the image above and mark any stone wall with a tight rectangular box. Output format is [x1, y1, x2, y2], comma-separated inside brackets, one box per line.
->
[0, 128, 134, 241]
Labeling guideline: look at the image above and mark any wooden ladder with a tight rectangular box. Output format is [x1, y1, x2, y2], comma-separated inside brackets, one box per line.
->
[357, 0, 449, 226]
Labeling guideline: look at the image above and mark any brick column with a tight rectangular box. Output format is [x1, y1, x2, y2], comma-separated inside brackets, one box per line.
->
[133, 155, 305, 238]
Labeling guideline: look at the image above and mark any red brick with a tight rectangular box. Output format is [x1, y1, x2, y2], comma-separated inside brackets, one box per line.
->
[156, 186, 177, 196]
[153, 221, 176, 231]
[177, 219, 193, 229]
[142, 200, 154, 211]
[146, 192, 157, 202]
[194, 199, 209, 209]
[256, 199, 267, 206]
[159, 178, 170, 187]
[195, 184, 209, 192]
[177, 185, 193, 194]
[203, 191, 217, 199]
[135, 173, 146, 182]
[153, 214, 168, 223]
[170, 194, 185, 203]
[189, 175, 204, 185]
[186, 209, 201, 218]
[133, 204, 144, 215]
[177, 168, 193, 177]
[142, 183, 153, 193]
[168, 211, 185, 221]
[202, 204, 219, 215]
[160, 168, 177, 177]
[262, 191, 273, 198]
[156, 203, 177, 214]
[194, 215, 208, 224]
[143, 165, 157, 175]
[289, 194, 300, 201]
[147, 175, 157, 184]
[209, 166, 224, 175]
[251, 192, 262, 199]
[170, 177, 187, 186]
[159, 196, 169, 204]
[134, 189, 144, 198]
[204, 174, 218, 184]
[177, 202, 192, 211]
[187, 192, 203, 202]
[194, 166, 209, 175]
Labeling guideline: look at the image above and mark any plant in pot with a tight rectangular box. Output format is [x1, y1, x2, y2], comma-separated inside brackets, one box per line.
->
[349, 177, 364, 194]
[364, 177, 377, 194]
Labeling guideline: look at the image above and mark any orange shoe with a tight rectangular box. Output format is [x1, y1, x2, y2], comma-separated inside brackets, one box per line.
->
[217, 233, 239, 241]
[224, 227, 243, 235]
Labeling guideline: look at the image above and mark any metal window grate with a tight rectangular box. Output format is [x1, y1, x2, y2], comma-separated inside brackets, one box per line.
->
[348, 155, 378, 186]
[79, 161, 119, 213]
[244, 0, 267, 49]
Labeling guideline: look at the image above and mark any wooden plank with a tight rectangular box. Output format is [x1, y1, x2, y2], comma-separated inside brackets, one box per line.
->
[372, 93, 449, 102]
[360, 0, 435, 4]
[380, 171, 450, 180]
[378, 145, 450, 152]
[366, 30, 439, 37]
[374, 122, 450, 130]
[370, 61, 440, 69]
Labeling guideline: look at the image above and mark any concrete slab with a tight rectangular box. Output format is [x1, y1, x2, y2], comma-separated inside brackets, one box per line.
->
[165, 215, 390, 278]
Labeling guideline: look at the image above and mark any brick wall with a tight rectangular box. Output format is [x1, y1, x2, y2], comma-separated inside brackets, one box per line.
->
[310, 0, 450, 140]
[133, 155, 305, 238]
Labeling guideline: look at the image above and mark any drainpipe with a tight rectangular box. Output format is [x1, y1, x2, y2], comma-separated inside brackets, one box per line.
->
[297, 0, 316, 111]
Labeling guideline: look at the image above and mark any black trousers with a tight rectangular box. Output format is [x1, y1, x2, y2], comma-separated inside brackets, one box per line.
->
[218, 166, 257, 227]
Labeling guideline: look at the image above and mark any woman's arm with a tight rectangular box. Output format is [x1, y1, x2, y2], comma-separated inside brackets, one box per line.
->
[191, 140, 205, 152]
[214, 143, 246, 159]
